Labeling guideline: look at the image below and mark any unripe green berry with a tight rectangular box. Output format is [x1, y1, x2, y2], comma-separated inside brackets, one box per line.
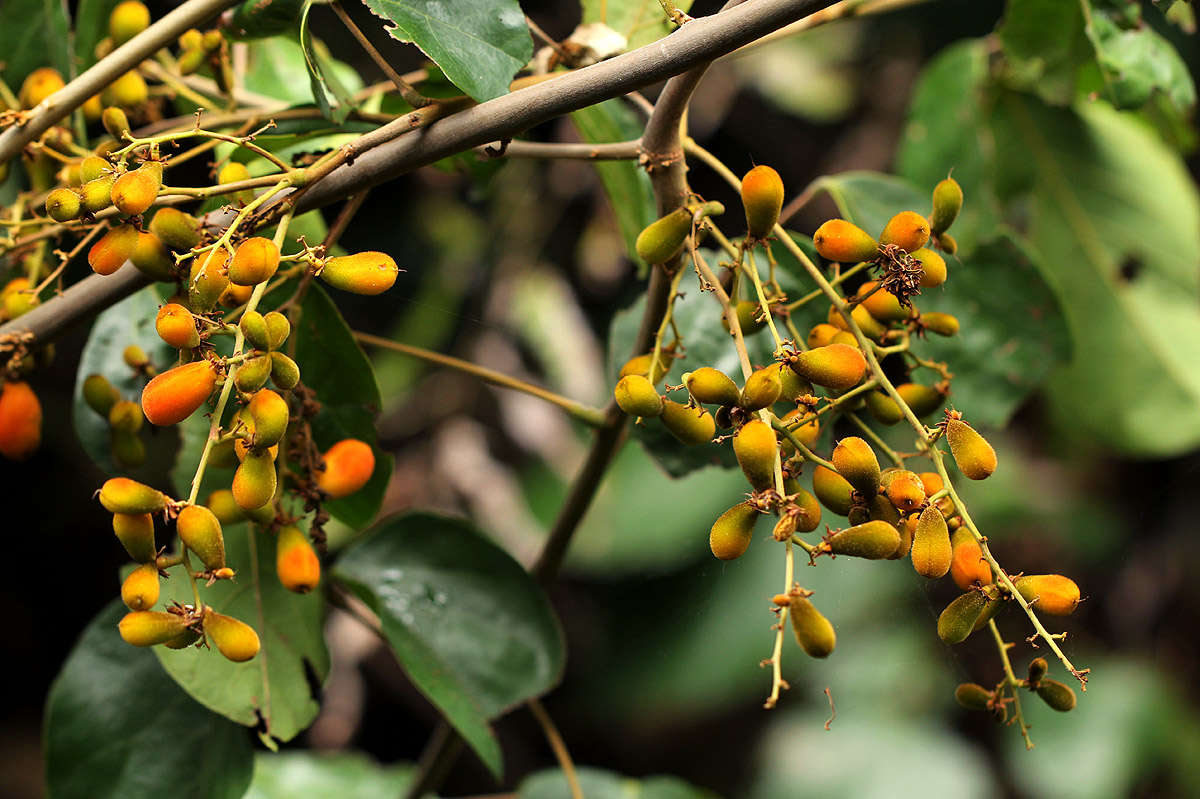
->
[788, 593, 836, 658]
[264, 312, 291, 350]
[921, 312, 959, 336]
[635, 207, 693, 264]
[148, 208, 201, 251]
[930, 176, 963, 235]
[269, 352, 300, 390]
[945, 415, 996, 480]
[233, 449, 276, 510]
[235, 354, 273, 393]
[954, 683, 992, 711]
[45, 188, 81, 222]
[822, 520, 901, 560]
[709, 502, 759, 560]
[83, 373, 121, 417]
[1035, 679, 1076, 712]
[239, 311, 271, 351]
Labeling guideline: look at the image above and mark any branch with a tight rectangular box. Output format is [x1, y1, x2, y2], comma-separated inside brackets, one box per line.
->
[0, 0, 241, 164]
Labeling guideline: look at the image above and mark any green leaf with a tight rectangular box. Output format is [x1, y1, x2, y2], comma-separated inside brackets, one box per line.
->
[245, 752, 415, 798]
[570, 99, 657, 275]
[302, 2, 359, 122]
[358, 0, 532, 102]
[0, 0, 70, 87]
[581, 0, 693, 50]
[813, 171, 1070, 428]
[997, 0, 1092, 105]
[231, 0, 306, 39]
[333, 512, 566, 778]
[294, 285, 390, 529]
[73, 286, 175, 476]
[991, 93, 1200, 454]
[74, 0, 122, 71]
[45, 601, 253, 799]
[154, 523, 330, 744]
[1084, 8, 1196, 112]
[519, 767, 719, 799]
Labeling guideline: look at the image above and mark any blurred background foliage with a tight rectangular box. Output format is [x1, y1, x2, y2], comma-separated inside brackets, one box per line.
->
[5, 0, 1200, 797]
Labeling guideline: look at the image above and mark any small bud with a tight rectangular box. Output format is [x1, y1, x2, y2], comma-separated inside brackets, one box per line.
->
[1035, 679, 1077, 712]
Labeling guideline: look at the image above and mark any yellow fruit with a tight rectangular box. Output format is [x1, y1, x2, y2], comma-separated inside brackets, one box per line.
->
[856, 281, 908, 324]
[788, 593, 836, 658]
[101, 70, 148, 108]
[203, 609, 260, 662]
[1035, 679, 1076, 712]
[148, 208, 201, 251]
[897, 382, 945, 418]
[912, 247, 947, 288]
[111, 428, 146, 468]
[613, 374, 663, 417]
[123, 345, 149, 370]
[188, 249, 230, 312]
[879, 211, 931, 251]
[119, 611, 189, 647]
[113, 512, 156, 562]
[734, 419, 777, 492]
[177, 46, 207, 76]
[823, 520, 900, 559]
[660, 400, 716, 446]
[786, 485, 822, 533]
[709, 502, 759, 560]
[320, 252, 400, 295]
[831, 436, 880, 496]
[911, 505, 951, 579]
[882, 469, 925, 512]
[229, 236, 280, 286]
[812, 219, 878, 263]
[1013, 574, 1080, 616]
[788, 344, 866, 391]
[1028, 657, 1048, 685]
[130, 232, 175, 281]
[936, 232, 958, 255]
[721, 299, 767, 336]
[111, 165, 161, 216]
[921, 312, 959, 337]
[82, 374, 121, 417]
[865, 391, 903, 425]
[930, 176, 963, 235]
[140, 360, 217, 426]
[99, 477, 166, 514]
[233, 449, 277, 510]
[741, 165, 784, 238]
[269, 352, 300, 390]
[19, 68, 64, 108]
[276, 525, 321, 593]
[102, 106, 131, 139]
[739, 365, 782, 412]
[219, 282, 253, 308]
[109, 0, 151, 46]
[248, 388, 289, 447]
[108, 400, 143, 434]
[778, 408, 819, 454]
[88, 224, 139, 275]
[156, 303, 200, 349]
[177, 504, 225, 570]
[235, 354, 273, 393]
[812, 465, 854, 516]
[217, 161, 254, 203]
[45, 188, 81, 222]
[775, 362, 812, 404]
[619, 350, 674, 384]
[121, 563, 160, 610]
[807, 323, 839, 349]
[207, 489, 245, 526]
[635, 206, 692, 264]
[318, 439, 375, 499]
[891, 512, 917, 560]
[945, 415, 997, 480]
[684, 367, 739, 407]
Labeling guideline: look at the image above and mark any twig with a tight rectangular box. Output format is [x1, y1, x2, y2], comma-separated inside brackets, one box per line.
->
[332, 1, 432, 108]
[526, 699, 583, 799]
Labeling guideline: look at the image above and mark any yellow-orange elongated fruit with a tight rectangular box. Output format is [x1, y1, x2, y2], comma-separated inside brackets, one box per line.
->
[88, 224, 139, 275]
[207, 489, 245, 526]
[176, 505, 225, 570]
[807, 323, 839, 349]
[882, 469, 926, 512]
[742, 165, 784, 238]
[778, 408, 819, 454]
[733, 419, 777, 491]
[0, 381, 42, 460]
[156, 303, 199, 349]
[812, 465, 854, 516]
[831, 436, 880, 496]
[130, 232, 175, 281]
[788, 344, 866, 391]
[149, 207, 201, 251]
[100, 477, 166, 514]
[317, 439, 376, 499]
[660, 400, 716, 446]
[945, 416, 997, 480]
[635, 207, 692, 264]
[786, 486, 822, 533]
[1013, 574, 1080, 616]
[113, 512, 156, 561]
[739, 365, 782, 411]
[824, 520, 901, 560]
[613, 374, 663, 418]
[911, 505, 951, 579]
[248, 389, 289, 447]
[879, 211, 930, 251]
[276, 525, 321, 593]
[897, 382, 945, 418]
[788, 594, 836, 658]
[813, 219, 878, 263]
[110, 1, 150, 46]
[775, 362, 812, 404]
[950, 528, 992, 590]
[163, 628, 201, 650]
[233, 449, 276, 510]
[111, 165, 161, 215]
[141, 360, 217, 426]
[620, 350, 674, 384]
[102, 70, 148, 108]
[1036, 679, 1076, 712]
[188, 249, 230, 312]
[937, 590, 994, 644]
[865, 391, 903, 425]
[930, 176, 963, 235]
[912, 247, 947, 288]
[955, 683, 992, 711]
[121, 563, 160, 610]
[320, 252, 400, 295]
[857, 281, 908, 324]
[229, 236, 280, 286]
[119, 611, 189, 647]
[684, 367, 739, 407]
[921, 312, 959, 337]
[20, 68, 65, 108]
[709, 503, 759, 560]
[203, 610, 260, 662]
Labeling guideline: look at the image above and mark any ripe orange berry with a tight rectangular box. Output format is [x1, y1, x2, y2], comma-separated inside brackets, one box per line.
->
[202, 609, 260, 662]
[121, 562, 160, 610]
[111, 165, 161, 216]
[949, 528, 992, 590]
[1014, 574, 1080, 616]
[119, 611, 189, 647]
[0, 381, 42, 460]
[140, 360, 217, 426]
[741, 165, 784, 238]
[788, 344, 866, 391]
[320, 252, 400, 295]
[88, 224, 139, 275]
[317, 439, 375, 499]
[229, 236, 280, 286]
[155, 303, 200, 349]
[879, 211, 931, 252]
[19, 68, 65, 108]
[812, 219, 878, 263]
[176, 505, 226, 571]
[276, 525, 320, 593]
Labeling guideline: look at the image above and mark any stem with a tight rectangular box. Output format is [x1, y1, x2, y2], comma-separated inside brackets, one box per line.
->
[785, 262, 869, 312]
[352, 332, 607, 428]
[845, 411, 902, 467]
[764, 539, 794, 709]
[988, 619, 1034, 750]
[527, 699, 583, 799]
[332, 1, 432, 107]
[474, 139, 643, 160]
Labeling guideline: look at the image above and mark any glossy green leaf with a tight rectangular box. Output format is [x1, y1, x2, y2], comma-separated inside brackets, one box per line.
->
[520, 767, 719, 799]
[581, 0, 693, 50]
[245, 752, 414, 798]
[571, 99, 657, 275]
[230, 0, 306, 39]
[294, 285, 390, 529]
[302, 1, 358, 122]
[1084, 9, 1195, 112]
[997, 0, 1091, 105]
[359, 0, 532, 102]
[154, 523, 330, 744]
[45, 601, 253, 799]
[333, 512, 567, 778]
[0, 0, 71, 87]
[73, 286, 175, 476]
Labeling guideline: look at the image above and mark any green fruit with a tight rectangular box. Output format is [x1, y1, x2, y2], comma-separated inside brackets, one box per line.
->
[45, 188, 81, 222]
[131, 232, 176, 281]
[709, 502, 759, 560]
[81, 176, 115, 214]
[739, 365, 781, 412]
[111, 428, 146, 468]
[954, 683, 991, 711]
[1013, 574, 1080, 616]
[613, 374, 663, 417]
[82, 373, 121, 417]
[733, 419, 777, 491]
[891, 512, 917, 560]
[684, 367, 739, 407]
[865, 391, 903, 425]
[945, 415, 997, 480]
[788, 486, 822, 533]
[775, 362, 812, 404]
[788, 344, 866, 391]
[148, 208, 201, 251]
[232, 449, 276, 510]
[264, 312, 290, 350]
[108, 400, 143, 434]
[812, 465, 854, 516]
[188, 249, 230, 312]
[897, 382, 945, 418]
[269, 352, 300, 390]
[788, 593, 836, 658]
[206, 489, 245, 526]
[235, 354, 273, 393]
[177, 504, 225, 570]
[823, 520, 900, 560]
[1035, 679, 1077, 712]
[937, 589, 993, 644]
[911, 505, 951, 579]
[1027, 657, 1048, 686]
[635, 207, 693, 264]
[831, 436, 880, 496]
[721, 299, 767, 336]
[936, 232, 958, 255]
[239, 310, 271, 351]
[660, 400, 716, 446]
[101, 106, 131, 139]
[79, 156, 111, 183]
[930, 176, 963, 235]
